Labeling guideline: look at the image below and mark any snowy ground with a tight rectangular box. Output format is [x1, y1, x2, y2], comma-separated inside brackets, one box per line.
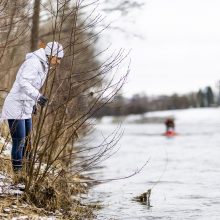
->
[0, 137, 58, 220]
[0, 137, 23, 196]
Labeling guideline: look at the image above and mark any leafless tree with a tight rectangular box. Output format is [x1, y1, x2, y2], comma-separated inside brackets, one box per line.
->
[1, 0, 129, 214]
[31, 0, 41, 51]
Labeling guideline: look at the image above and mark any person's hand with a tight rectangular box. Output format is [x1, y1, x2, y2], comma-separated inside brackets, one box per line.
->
[32, 105, 37, 114]
[37, 95, 48, 107]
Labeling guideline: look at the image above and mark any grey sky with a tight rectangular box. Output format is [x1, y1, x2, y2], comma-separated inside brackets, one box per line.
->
[99, 0, 220, 96]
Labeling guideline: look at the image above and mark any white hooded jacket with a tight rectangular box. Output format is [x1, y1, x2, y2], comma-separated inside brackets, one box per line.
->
[1, 48, 49, 119]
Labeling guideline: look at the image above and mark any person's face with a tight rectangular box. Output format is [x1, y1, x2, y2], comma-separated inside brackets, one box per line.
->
[49, 56, 61, 66]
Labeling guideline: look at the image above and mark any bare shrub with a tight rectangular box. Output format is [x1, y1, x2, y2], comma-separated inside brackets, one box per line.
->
[0, 0, 129, 214]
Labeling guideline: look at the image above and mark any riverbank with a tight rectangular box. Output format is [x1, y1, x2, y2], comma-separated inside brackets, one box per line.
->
[0, 127, 100, 219]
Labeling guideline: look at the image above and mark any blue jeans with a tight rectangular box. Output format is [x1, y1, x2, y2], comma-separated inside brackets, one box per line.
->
[8, 119, 32, 171]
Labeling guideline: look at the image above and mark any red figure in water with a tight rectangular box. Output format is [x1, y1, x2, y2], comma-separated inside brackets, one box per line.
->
[164, 118, 176, 136]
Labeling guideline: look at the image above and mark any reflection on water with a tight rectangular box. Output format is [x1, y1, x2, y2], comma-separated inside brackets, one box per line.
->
[85, 118, 220, 220]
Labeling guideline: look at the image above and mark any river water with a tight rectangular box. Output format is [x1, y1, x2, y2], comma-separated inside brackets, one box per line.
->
[86, 109, 220, 220]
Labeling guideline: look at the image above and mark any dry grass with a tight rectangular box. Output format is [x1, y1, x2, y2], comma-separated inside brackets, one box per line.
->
[0, 122, 10, 141]
[0, 151, 98, 219]
[0, 156, 13, 176]
[24, 173, 98, 219]
[0, 196, 57, 219]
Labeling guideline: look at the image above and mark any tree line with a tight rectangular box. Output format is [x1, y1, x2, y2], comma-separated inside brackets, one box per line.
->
[95, 86, 218, 117]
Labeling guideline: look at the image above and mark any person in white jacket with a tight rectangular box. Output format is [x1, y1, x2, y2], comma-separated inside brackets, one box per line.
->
[1, 41, 64, 173]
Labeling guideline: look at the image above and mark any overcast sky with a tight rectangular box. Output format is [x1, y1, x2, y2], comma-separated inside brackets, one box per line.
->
[98, 0, 220, 97]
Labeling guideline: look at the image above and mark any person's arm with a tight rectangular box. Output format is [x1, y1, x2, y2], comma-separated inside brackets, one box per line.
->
[18, 59, 42, 101]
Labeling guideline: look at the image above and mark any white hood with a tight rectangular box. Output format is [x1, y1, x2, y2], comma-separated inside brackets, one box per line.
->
[26, 48, 48, 66]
